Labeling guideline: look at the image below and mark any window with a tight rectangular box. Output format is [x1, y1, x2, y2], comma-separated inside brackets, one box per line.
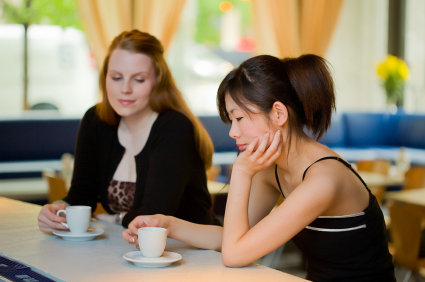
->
[167, 0, 254, 115]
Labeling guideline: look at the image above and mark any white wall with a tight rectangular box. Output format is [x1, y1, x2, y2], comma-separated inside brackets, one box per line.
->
[326, 0, 389, 113]
[404, 0, 425, 113]
[327, 0, 425, 114]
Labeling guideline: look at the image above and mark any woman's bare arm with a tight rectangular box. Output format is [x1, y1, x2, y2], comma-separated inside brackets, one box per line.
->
[123, 214, 223, 251]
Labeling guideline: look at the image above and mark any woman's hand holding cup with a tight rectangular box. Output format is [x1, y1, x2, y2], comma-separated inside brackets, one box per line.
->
[37, 203, 68, 233]
[122, 214, 171, 248]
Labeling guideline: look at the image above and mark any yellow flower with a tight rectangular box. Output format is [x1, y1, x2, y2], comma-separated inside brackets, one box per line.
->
[385, 55, 399, 72]
[377, 62, 388, 79]
[376, 55, 409, 105]
[376, 55, 409, 81]
[398, 61, 409, 80]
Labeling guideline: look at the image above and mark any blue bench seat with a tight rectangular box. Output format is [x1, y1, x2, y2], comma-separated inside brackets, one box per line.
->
[1, 112, 424, 180]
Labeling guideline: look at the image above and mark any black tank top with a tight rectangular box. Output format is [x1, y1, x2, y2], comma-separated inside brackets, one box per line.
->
[275, 156, 395, 282]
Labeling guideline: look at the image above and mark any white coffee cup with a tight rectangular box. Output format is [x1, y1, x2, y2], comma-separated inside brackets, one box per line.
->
[56, 206, 91, 233]
[138, 227, 167, 258]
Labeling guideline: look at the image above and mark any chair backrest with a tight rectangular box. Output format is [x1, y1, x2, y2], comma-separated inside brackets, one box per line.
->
[198, 116, 235, 152]
[404, 166, 425, 190]
[43, 170, 67, 204]
[43, 170, 107, 215]
[356, 159, 392, 175]
[356, 159, 392, 204]
[388, 201, 422, 271]
[206, 165, 221, 182]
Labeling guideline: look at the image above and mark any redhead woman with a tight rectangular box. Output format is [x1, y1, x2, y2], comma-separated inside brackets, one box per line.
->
[37, 30, 218, 230]
[123, 54, 395, 282]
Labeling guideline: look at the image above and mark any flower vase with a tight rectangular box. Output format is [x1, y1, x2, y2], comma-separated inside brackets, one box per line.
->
[386, 103, 398, 114]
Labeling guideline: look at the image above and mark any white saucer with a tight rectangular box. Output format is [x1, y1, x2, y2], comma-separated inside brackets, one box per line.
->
[123, 251, 182, 268]
[53, 228, 104, 241]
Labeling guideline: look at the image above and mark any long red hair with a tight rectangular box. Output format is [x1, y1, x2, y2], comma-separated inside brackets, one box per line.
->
[97, 30, 213, 169]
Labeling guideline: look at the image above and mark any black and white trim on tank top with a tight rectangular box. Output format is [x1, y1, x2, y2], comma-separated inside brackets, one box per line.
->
[317, 211, 365, 218]
[305, 211, 367, 232]
[305, 224, 366, 232]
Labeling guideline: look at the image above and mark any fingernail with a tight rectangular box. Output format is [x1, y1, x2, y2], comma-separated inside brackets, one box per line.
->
[277, 130, 281, 136]
[265, 133, 270, 137]
[131, 237, 135, 243]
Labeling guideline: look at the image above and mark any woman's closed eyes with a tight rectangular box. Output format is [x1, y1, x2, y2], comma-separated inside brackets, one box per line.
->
[111, 76, 145, 83]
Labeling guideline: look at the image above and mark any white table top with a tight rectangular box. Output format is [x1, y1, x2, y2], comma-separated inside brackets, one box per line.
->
[0, 197, 306, 282]
[0, 179, 227, 202]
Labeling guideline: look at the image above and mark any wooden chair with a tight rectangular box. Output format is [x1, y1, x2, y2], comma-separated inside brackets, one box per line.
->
[93, 202, 108, 215]
[206, 164, 222, 182]
[404, 166, 425, 190]
[206, 165, 226, 211]
[207, 180, 228, 212]
[356, 159, 392, 205]
[42, 170, 107, 215]
[43, 170, 68, 204]
[356, 159, 392, 175]
[387, 201, 425, 281]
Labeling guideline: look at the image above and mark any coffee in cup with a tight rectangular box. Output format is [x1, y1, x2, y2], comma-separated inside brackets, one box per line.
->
[138, 227, 167, 258]
[56, 206, 91, 233]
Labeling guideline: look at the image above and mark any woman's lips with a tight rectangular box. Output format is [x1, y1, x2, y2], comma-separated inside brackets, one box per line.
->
[118, 99, 135, 105]
[237, 144, 246, 151]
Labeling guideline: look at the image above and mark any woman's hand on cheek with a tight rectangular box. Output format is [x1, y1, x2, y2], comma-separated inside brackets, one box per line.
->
[233, 130, 282, 178]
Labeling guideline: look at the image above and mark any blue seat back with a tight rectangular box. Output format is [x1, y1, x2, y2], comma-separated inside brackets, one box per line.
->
[198, 116, 236, 152]
[391, 114, 425, 149]
[343, 113, 395, 147]
[0, 119, 80, 162]
[317, 113, 347, 147]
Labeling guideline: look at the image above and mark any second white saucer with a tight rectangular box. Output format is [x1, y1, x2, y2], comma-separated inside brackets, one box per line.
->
[53, 228, 104, 241]
[123, 251, 182, 267]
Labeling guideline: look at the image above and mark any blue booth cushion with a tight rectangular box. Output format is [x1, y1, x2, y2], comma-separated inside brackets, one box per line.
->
[343, 113, 395, 147]
[391, 115, 425, 149]
[198, 116, 236, 152]
[1, 112, 424, 180]
[317, 113, 347, 147]
[0, 118, 80, 162]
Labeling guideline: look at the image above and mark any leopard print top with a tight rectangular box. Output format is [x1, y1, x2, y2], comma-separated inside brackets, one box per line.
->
[107, 180, 136, 213]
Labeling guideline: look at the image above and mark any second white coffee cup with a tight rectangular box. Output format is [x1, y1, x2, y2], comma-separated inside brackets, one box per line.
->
[138, 227, 167, 258]
[56, 206, 91, 233]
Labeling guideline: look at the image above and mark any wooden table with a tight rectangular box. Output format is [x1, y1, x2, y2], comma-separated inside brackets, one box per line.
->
[0, 197, 306, 282]
[357, 171, 404, 204]
[385, 187, 425, 218]
[385, 187, 425, 206]
[358, 171, 404, 187]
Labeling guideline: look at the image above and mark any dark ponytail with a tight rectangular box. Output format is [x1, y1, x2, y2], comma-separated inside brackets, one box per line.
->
[217, 53, 335, 145]
[282, 54, 335, 139]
